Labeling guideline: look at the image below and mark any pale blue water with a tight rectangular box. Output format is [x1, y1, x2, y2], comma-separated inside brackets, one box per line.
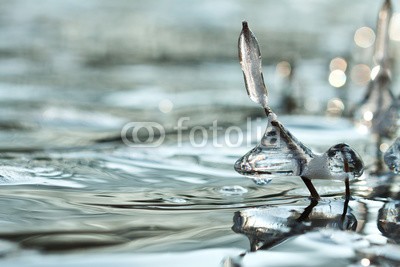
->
[0, 1, 400, 267]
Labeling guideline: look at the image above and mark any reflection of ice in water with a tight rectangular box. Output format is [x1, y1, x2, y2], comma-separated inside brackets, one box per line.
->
[384, 138, 400, 174]
[232, 199, 357, 251]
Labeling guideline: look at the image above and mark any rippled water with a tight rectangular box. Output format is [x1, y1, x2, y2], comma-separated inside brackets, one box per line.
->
[1, 82, 399, 267]
[1, 1, 400, 267]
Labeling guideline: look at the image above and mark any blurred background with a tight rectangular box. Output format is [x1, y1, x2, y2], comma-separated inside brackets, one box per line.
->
[1, 1, 400, 264]
[0, 0, 399, 151]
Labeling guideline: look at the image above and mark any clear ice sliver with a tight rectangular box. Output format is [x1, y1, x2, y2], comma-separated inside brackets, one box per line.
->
[384, 137, 400, 174]
[238, 21, 268, 108]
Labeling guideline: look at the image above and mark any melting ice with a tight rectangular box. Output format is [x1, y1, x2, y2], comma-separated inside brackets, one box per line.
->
[235, 22, 363, 182]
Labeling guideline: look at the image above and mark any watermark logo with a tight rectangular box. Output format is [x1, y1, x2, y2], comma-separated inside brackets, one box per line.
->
[121, 117, 280, 148]
[121, 122, 165, 147]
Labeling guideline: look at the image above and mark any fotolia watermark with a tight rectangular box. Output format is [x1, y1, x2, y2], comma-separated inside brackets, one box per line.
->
[121, 122, 166, 147]
[121, 117, 281, 148]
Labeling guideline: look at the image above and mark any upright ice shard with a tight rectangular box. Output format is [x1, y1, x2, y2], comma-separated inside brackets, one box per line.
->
[239, 21, 268, 109]
[235, 22, 312, 179]
[235, 22, 364, 200]
[355, 0, 398, 140]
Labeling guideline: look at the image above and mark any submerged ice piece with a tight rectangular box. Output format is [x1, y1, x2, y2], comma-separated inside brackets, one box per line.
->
[234, 22, 364, 200]
[232, 199, 356, 251]
[384, 138, 400, 174]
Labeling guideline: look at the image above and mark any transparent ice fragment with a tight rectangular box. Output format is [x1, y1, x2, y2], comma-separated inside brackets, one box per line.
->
[234, 20, 363, 199]
[384, 138, 400, 173]
[235, 113, 364, 181]
[238, 21, 268, 108]
[234, 112, 313, 177]
[299, 143, 364, 183]
[326, 143, 364, 178]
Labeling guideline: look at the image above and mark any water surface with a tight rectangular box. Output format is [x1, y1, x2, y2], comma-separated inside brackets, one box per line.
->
[1, 1, 400, 266]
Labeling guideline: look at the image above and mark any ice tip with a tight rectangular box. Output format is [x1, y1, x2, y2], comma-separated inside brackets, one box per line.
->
[382, 0, 392, 11]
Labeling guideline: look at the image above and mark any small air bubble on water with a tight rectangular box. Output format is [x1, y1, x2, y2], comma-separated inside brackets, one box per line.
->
[164, 197, 188, 204]
[219, 185, 248, 196]
[251, 177, 272, 185]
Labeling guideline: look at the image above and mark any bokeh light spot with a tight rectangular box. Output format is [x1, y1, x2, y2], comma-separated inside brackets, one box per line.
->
[363, 111, 373, 121]
[380, 143, 389, 153]
[329, 70, 346, 88]
[276, 61, 291, 78]
[351, 64, 371, 86]
[330, 57, 347, 72]
[159, 99, 174, 113]
[326, 98, 345, 116]
[360, 258, 370, 267]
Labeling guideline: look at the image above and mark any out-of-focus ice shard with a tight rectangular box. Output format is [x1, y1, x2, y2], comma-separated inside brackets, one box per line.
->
[374, 0, 392, 65]
[384, 137, 400, 174]
[354, 0, 398, 139]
